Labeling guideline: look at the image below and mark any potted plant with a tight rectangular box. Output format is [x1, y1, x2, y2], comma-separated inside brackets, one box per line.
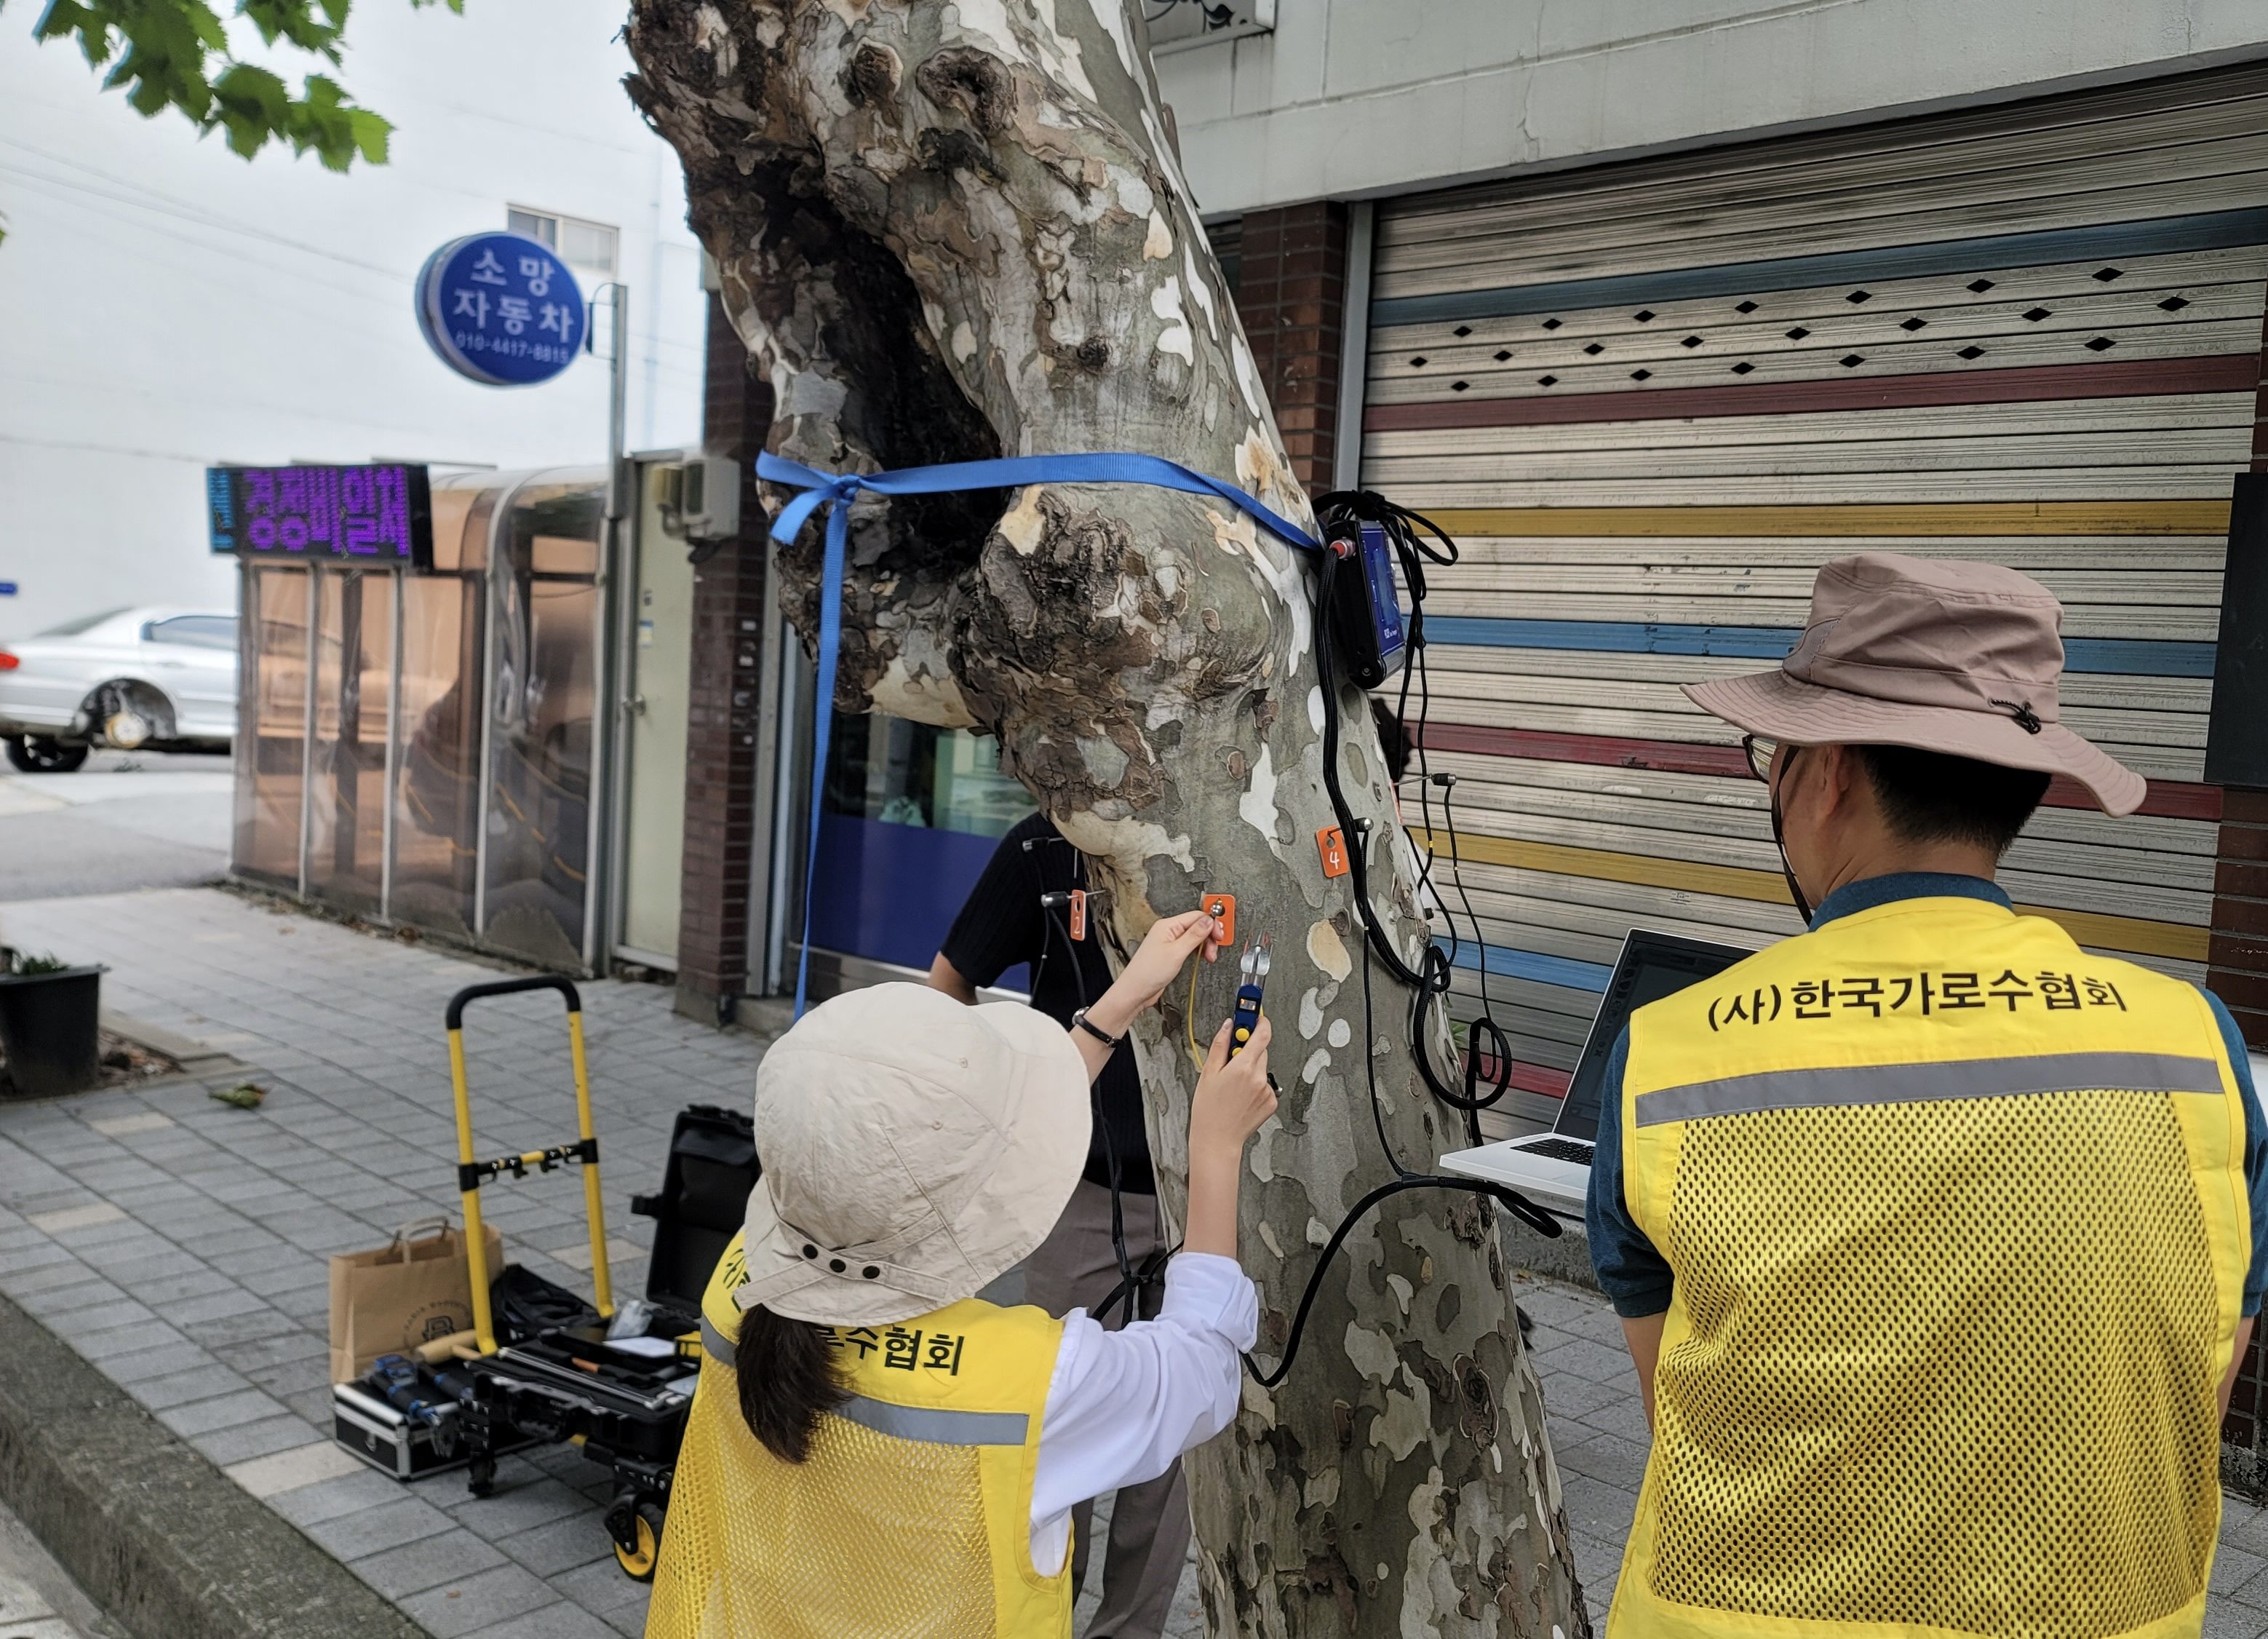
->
[0, 946, 104, 1099]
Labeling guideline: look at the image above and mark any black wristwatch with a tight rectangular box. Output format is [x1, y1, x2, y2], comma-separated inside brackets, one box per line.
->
[1071, 1008, 1123, 1049]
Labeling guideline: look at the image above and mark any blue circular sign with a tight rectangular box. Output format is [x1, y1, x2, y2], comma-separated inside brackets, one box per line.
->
[415, 232, 586, 386]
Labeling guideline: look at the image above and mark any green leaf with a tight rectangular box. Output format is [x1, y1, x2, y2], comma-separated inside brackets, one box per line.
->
[210, 60, 290, 159]
[7, 0, 466, 170]
[347, 106, 392, 165]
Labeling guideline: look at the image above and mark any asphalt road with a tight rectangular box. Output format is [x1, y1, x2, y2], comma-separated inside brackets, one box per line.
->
[0, 750, 232, 904]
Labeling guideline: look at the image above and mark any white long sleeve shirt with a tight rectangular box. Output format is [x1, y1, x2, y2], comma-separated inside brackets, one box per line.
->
[1027, 1252, 1257, 1574]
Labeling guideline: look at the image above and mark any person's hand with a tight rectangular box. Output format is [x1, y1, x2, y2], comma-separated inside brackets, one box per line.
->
[1182, 1016, 1276, 1259]
[1099, 909, 1219, 1021]
[1190, 1015, 1276, 1157]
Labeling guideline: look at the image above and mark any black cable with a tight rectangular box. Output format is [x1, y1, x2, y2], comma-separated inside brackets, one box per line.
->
[1310, 491, 1514, 1124]
[1242, 1175, 1560, 1388]
[1308, 535, 1504, 1122]
[1041, 884, 1143, 1325]
[1091, 488, 1565, 1381]
[1436, 771, 1513, 1141]
[1358, 931, 1406, 1178]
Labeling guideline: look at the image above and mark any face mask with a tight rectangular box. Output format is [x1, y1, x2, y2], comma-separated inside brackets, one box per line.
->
[1768, 747, 1815, 926]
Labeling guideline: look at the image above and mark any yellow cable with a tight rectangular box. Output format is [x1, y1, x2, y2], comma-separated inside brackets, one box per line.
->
[1185, 956, 1206, 1069]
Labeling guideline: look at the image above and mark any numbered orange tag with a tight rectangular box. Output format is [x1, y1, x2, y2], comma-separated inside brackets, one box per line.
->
[1201, 893, 1237, 946]
[1068, 889, 1087, 941]
[1316, 826, 1350, 879]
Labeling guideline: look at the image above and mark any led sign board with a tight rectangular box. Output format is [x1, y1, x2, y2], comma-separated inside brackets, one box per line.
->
[207, 464, 434, 569]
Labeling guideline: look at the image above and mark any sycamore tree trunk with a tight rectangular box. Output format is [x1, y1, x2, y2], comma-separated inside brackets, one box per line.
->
[624, 4, 1590, 1632]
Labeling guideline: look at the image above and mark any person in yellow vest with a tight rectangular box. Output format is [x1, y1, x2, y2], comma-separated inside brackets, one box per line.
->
[646, 908, 1276, 1638]
[1586, 552, 2268, 1638]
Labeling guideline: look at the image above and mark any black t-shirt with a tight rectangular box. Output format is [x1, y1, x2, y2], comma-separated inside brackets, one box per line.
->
[939, 811, 1153, 1194]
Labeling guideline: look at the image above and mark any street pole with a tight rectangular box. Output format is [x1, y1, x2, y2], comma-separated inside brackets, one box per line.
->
[584, 282, 630, 973]
[605, 284, 629, 527]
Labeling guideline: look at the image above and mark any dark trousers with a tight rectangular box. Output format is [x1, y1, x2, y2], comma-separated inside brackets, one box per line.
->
[1022, 1180, 1190, 1639]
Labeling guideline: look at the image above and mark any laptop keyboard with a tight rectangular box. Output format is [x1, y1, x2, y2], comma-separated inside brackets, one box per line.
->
[1520, 1137, 1596, 1164]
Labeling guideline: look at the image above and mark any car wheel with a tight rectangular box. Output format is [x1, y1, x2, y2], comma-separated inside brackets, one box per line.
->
[5, 735, 90, 774]
[81, 680, 175, 753]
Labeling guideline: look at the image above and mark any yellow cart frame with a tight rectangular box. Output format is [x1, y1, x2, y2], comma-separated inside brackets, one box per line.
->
[445, 975, 613, 1353]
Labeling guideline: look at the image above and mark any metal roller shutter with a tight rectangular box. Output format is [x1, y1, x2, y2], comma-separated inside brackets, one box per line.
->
[1363, 65, 2267, 1138]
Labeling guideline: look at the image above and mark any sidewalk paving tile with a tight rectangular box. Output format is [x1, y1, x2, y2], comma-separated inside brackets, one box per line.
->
[192, 1416, 329, 1465]
[352, 1530, 512, 1600]
[402, 1564, 570, 1638]
[302, 1495, 458, 1560]
[227, 1440, 366, 1499]
[159, 1387, 290, 1437]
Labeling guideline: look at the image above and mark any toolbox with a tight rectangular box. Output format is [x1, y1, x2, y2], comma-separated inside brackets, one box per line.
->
[332, 1372, 538, 1480]
[631, 1102, 760, 1310]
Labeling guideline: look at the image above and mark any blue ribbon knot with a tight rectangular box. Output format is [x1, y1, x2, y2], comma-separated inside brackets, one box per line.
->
[755, 449, 1323, 1015]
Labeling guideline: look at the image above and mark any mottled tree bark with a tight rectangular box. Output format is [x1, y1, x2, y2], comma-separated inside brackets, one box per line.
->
[624, 4, 1589, 1632]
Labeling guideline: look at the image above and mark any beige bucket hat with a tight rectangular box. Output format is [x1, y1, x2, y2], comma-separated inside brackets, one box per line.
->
[1684, 551, 2146, 817]
[736, 983, 1091, 1328]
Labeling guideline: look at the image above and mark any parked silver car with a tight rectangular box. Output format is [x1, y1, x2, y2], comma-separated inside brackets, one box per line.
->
[0, 607, 237, 772]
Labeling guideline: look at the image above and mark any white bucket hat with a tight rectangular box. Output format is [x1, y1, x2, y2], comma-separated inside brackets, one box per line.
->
[736, 983, 1091, 1328]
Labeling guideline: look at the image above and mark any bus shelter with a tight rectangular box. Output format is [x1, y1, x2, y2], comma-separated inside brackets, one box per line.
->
[230, 467, 605, 970]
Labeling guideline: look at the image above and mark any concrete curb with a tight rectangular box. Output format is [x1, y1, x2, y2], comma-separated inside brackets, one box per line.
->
[0, 1287, 431, 1639]
[98, 1007, 251, 1081]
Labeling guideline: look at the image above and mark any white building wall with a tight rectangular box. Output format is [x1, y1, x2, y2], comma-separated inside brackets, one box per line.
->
[1157, 0, 2268, 216]
[0, 1, 707, 640]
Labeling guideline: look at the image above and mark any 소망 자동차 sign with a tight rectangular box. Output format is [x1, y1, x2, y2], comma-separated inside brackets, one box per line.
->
[415, 231, 586, 386]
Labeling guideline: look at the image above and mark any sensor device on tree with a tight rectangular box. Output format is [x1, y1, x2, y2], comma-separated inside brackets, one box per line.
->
[1200, 893, 1237, 946]
[1324, 521, 1407, 690]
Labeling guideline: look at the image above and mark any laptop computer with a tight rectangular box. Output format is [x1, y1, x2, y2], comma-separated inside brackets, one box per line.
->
[1439, 928, 1751, 1221]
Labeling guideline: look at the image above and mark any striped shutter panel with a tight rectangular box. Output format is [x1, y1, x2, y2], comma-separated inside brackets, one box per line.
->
[1363, 66, 2267, 1138]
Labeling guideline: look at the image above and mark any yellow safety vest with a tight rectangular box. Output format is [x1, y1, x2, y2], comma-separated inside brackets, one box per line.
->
[645, 1232, 1073, 1639]
[1612, 894, 2248, 1639]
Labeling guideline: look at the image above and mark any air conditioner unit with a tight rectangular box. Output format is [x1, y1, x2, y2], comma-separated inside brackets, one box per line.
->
[655, 456, 741, 543]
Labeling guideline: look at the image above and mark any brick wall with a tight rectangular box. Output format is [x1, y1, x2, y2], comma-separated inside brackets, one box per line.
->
[674, 293, 774, 1023]
[1227, 202, 1350, 493]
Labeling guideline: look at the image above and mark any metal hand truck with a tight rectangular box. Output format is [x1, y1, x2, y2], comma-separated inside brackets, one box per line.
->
[446, 975, 616, 1349]
[442, 976, 701, 1581]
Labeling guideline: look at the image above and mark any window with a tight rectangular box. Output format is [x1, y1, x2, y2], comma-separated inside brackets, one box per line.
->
[145, 615, 239, 651]
[507, 207, 618, 282]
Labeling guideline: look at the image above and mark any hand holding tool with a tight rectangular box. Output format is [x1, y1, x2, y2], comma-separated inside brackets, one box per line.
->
[1230, 935, 1271, 1058]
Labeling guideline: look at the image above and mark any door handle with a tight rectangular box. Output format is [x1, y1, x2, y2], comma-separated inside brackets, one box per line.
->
[622, 694, 647, 717]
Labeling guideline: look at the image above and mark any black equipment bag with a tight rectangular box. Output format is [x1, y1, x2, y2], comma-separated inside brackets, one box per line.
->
[630, 1103, 760, 1313]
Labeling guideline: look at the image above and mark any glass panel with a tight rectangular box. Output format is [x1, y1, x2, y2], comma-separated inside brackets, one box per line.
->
[805, 713, 1035, 971]
[148, 615, 238, 650]
[480, 478, 602, 966]
[231, 565, 310, 888]
[305, 568, 393, 913]
[428, 472, 509, 574]
[391, 552, 489, 941]
[560, 219, 617, 278]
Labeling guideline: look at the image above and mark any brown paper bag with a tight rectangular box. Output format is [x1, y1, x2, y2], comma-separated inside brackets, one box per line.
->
[328, 1217, 504, 1383]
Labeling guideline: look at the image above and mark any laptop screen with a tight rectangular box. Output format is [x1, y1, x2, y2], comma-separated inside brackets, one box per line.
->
[1555, 931, 1750, 1143]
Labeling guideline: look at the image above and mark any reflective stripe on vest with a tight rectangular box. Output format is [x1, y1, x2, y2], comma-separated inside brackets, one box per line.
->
[694, 1321, 1032, 1448]
[1634, 1048, 2226, 1125]
[1612, 894, 2248, 1639]
[650, 1233, 1072, 1639]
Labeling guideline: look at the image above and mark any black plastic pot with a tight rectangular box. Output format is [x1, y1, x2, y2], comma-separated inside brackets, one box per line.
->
[0, 966, 103, 1100]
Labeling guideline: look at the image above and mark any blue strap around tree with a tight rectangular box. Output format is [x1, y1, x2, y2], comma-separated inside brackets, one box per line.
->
[756, 449, 1324, 1016]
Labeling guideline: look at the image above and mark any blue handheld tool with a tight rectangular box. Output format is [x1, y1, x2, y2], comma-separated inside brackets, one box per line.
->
[1229, 936, 1271, 1057]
